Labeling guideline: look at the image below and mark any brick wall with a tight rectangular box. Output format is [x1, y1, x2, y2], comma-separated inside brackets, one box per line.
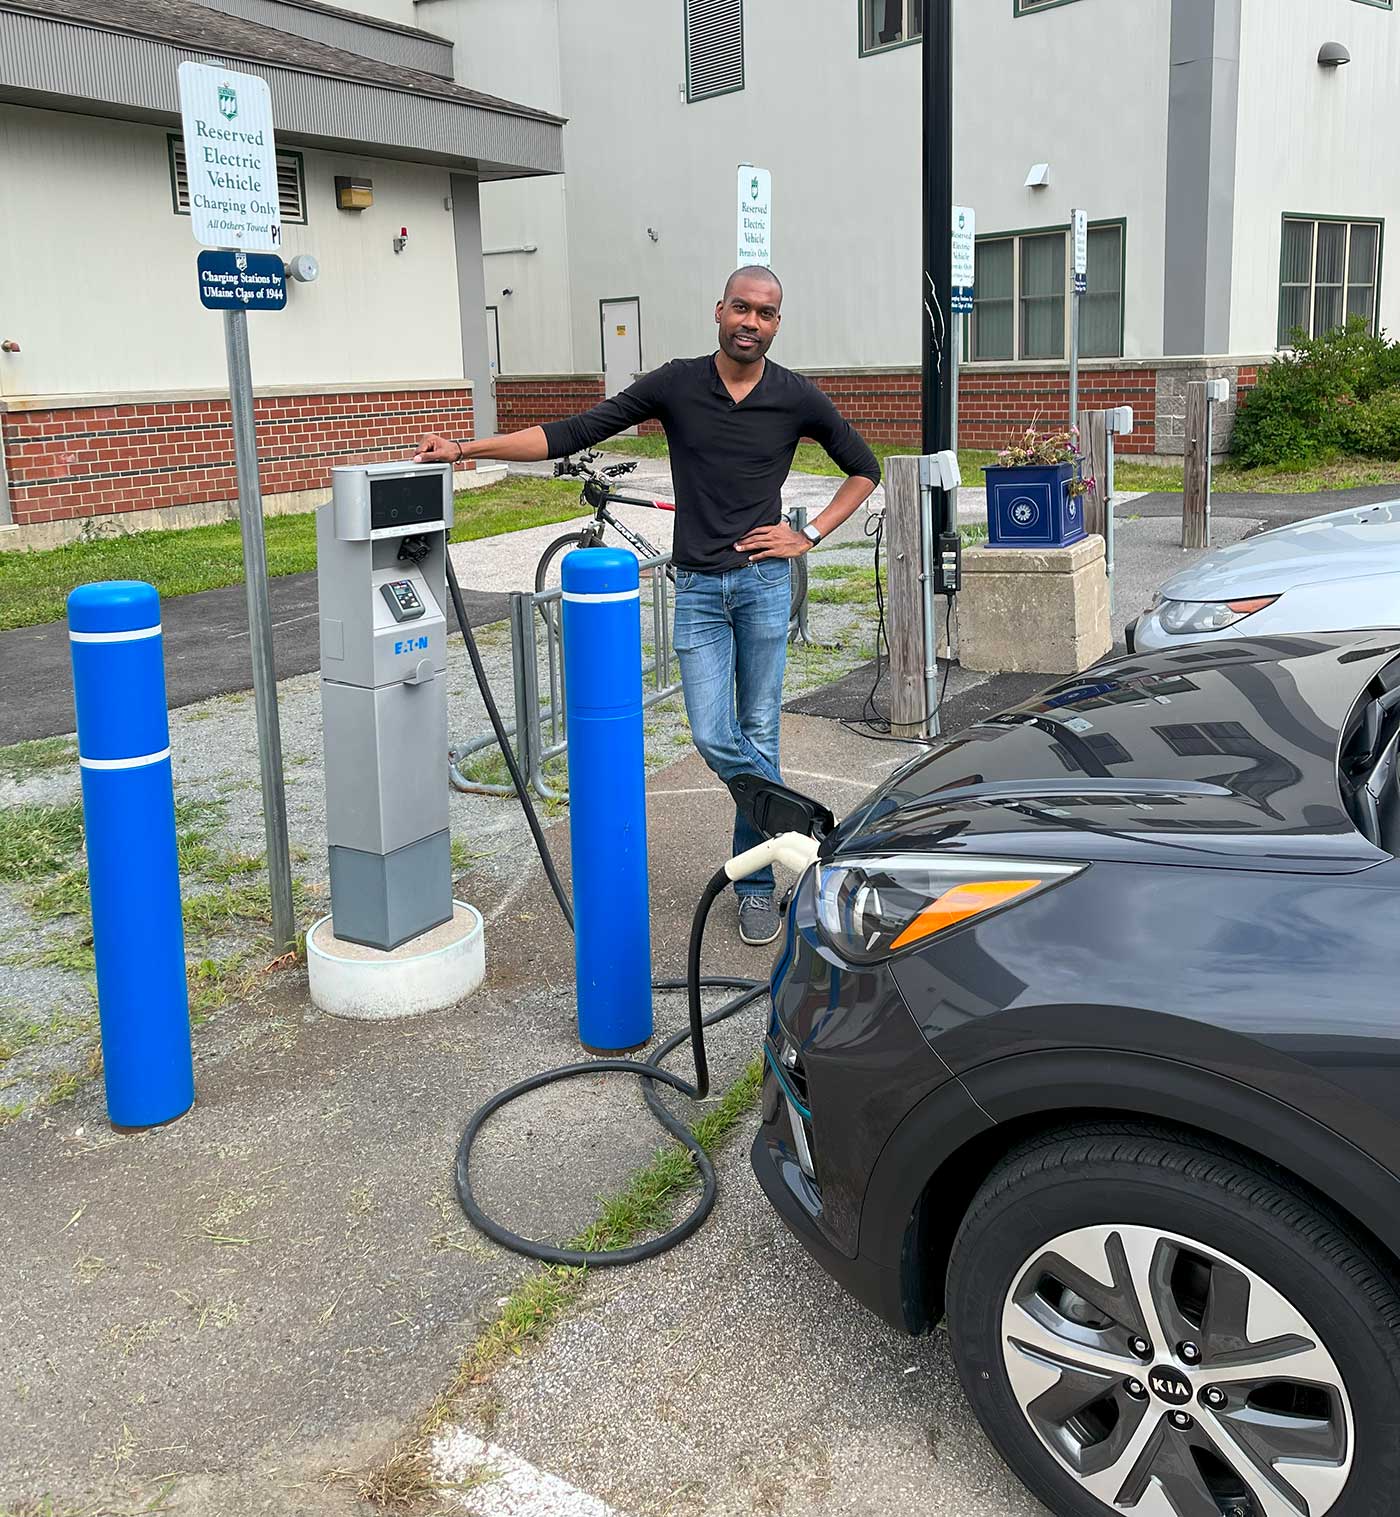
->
[803, 367, 1159, 453]
[956, 368, 1159, 454]
[804, 370, 922, 446]
[493, 363, 1269, 458]
[2, 386, 473, 528]
[495, 375, 604, 434]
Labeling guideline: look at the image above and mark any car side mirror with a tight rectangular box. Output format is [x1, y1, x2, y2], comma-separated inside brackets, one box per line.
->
[727, 773, 835, 842]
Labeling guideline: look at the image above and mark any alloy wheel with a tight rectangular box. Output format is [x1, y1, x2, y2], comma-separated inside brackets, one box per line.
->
[1000, 1224, 1353, 1516]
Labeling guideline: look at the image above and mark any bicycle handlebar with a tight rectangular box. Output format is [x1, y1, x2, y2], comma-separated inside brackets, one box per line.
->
[552, 450, 638, 482]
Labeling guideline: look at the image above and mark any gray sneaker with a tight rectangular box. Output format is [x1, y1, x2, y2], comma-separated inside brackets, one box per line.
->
[738, 893, 781, 947]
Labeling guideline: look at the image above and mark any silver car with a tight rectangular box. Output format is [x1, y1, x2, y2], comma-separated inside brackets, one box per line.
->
[1130, 499, 1400, 650]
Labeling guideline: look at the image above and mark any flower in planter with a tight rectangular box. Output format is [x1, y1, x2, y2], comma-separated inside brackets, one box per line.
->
[995, 420, 1095, 499]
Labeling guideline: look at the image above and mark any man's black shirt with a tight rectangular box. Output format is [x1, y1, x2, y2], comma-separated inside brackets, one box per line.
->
[541, 355, 881, 573]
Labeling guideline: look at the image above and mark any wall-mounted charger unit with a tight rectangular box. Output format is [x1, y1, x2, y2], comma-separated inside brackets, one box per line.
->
[335, 176, 374, 211]
[934, 532, 962, 596]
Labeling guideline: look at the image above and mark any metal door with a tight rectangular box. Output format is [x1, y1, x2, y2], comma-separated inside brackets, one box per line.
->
[600, 298, 642, 433]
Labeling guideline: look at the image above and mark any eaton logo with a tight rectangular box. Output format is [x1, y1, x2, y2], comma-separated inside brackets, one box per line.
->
[394, 636, 429, 655]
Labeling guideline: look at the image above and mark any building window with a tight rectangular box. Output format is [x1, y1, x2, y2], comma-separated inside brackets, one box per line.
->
[1082, 223, 1124, 358]
[1352, 1, 1392, 10]
[167, 136, 308, 223]
[1278, 216, 1382, 345]
[685, 0, 744, 102]
[973, 239, 1015, 361]
[971, 221, 1125, 362]
[1020, 231, 1065, 360]
[860, 0, 922, 54]
[1014, 0, 1083, 14]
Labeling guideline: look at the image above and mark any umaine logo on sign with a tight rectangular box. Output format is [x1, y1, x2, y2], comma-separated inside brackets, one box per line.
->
[218, 84, 238, 120]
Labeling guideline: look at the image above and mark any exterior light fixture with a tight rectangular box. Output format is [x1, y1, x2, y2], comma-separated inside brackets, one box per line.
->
[1318, 41, 1351, 67]
[334, 175, 373, 211]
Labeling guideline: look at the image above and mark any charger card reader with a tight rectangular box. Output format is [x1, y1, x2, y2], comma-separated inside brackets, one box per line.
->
[381, 579, 426, 622]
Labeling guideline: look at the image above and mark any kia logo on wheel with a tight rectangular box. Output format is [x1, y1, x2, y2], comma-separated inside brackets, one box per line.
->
[1149, 1367, 1193, 1406]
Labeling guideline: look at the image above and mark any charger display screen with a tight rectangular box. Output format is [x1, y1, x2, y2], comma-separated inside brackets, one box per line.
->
[370, 474, 444, 532]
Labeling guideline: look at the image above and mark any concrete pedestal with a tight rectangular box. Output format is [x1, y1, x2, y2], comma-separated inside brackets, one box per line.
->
[958, 534, 1111, 676]
[307, 901, 485, 1020]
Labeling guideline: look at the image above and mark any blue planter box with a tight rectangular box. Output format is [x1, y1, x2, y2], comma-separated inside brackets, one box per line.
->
[983, 462, 1087, 549]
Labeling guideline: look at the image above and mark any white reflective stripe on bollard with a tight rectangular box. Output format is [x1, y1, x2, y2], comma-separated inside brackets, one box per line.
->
[560, 589, 641, 604]
[68, 624, 163, 643]
[78, 747, 172, 770]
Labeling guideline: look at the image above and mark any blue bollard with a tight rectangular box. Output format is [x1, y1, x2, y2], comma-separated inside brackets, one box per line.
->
[560, 548, 653, 1053]
[67, 581, 193, 1128]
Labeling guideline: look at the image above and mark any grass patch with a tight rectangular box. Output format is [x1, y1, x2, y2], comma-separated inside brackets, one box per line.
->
[450, 839, 493, 875]
[0, 478, 587, 631]
[349, 1057, 764, 1512]
[0, 737, 78, 783]
[0, 802, 84, 883]
[587, 434, 671, 461]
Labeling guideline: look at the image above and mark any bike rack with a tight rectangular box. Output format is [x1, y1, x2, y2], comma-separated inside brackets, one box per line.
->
[449, 548, 683, 800]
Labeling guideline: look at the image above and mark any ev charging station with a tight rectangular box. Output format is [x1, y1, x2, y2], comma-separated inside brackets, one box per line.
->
[307, 461, 483, 1017]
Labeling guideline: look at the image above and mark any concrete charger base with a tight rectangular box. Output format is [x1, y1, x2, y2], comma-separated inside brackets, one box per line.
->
[307, 902, 485, 1019]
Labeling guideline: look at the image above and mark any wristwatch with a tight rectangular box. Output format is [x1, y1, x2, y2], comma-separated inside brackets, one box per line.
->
[801, 522, 823, 546]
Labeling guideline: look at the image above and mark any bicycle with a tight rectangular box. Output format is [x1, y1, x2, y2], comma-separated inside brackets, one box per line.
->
[536, 451, 809, 637]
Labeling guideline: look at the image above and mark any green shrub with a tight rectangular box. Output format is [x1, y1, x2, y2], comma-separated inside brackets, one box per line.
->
[1339, 387, 1400, 457]
[1233, 318, 1400, 467]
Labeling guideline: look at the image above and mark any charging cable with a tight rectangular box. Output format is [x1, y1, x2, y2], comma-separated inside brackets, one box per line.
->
[443, 554, 819, 1266]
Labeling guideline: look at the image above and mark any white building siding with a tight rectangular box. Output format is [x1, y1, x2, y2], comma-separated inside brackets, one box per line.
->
[0, 106, 465, 397]
[433, 0, 574, 375]
[957, 0, 1173, 364]
[1231, 0, 1400, 355]
[472, 0, 1175, 375]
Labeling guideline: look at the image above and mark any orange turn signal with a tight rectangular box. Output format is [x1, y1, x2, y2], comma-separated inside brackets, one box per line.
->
[889, 879, 1043, 950]
[1225, 596, 1278, 615]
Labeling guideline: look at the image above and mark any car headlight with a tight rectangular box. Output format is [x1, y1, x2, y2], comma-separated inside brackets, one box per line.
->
[814, 855, 1083, 963]
[1156, 595, 1278, 635]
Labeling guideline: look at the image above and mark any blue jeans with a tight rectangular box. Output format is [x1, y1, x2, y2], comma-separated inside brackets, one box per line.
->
[672, 560, 790, 898]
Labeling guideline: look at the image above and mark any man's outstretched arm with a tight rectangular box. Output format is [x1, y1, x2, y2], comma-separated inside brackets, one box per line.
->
[415, 366, 669, 466]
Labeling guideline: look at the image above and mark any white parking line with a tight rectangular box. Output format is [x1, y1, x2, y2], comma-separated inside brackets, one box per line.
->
[433, 1428, 629, 1515]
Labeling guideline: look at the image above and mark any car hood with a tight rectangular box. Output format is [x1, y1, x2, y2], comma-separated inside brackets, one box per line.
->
[828, 633, 1400, 873]
[1157, 500, 1400, 601]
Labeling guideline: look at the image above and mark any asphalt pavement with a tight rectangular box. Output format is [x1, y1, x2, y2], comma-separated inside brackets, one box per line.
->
[0, 573, 510, 746]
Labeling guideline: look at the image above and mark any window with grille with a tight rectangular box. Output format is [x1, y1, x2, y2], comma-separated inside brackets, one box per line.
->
[1278, 217, 1382, 346]
[685, 0, 744, 102]
[167, 135, 308, 223]
[860, 0, 923, 54]
[970, 222, 1124, 361]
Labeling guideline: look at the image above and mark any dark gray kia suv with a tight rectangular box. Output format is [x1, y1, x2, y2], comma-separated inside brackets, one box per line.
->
[754, 631, 1400, 1517]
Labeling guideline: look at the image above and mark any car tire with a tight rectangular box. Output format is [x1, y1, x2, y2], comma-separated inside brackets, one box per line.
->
[945, 1123, 1400, 1517]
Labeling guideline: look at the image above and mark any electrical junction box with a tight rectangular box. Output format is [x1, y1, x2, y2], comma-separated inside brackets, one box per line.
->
[1107, 406, 1135, 436]
[317, 462, 455, 950]
[1205, 378, 1230, 404]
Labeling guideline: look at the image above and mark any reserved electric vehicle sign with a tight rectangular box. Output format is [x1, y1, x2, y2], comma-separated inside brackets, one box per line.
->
[177, 62, 282, 252]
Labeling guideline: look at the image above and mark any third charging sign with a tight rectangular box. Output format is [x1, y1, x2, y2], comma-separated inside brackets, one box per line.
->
[177, 61, 282, 251]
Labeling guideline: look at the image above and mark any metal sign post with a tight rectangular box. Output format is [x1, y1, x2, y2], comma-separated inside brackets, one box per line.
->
[179, 61, 295, 952]
[1070, 208, 1088, 435]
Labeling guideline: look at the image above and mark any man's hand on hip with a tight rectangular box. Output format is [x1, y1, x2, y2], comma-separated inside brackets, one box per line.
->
[736, 523, 810, 561]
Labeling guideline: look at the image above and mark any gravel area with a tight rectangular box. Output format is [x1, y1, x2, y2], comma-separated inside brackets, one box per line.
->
[0, 486, 889, 1122]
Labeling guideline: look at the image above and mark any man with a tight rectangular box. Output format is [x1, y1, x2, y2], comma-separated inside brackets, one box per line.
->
[415, 266, 880, 946]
